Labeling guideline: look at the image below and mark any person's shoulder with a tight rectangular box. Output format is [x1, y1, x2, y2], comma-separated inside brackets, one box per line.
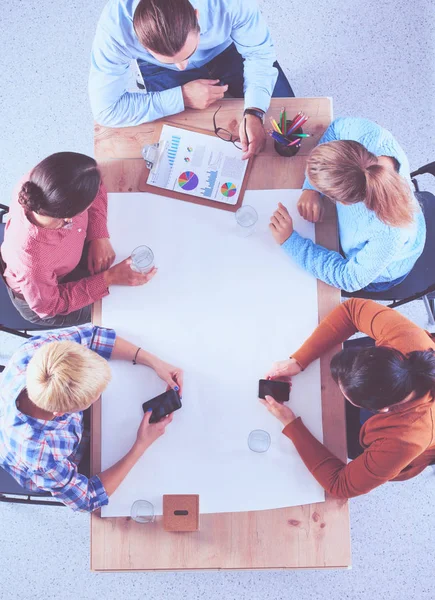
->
[362, 408, 433, 451]
[29, 327, 92, 348]
[98, 0, 135, 21]
[331, 117, 383, 142]
[96, 0, 137, 35]
[3, 340, 39, 377]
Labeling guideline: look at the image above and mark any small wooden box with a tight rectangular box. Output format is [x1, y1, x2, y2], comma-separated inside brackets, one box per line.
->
[163, 495, 200, 532]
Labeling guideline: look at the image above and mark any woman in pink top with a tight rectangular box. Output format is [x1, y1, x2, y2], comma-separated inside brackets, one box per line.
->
[1, 152, 157, 327]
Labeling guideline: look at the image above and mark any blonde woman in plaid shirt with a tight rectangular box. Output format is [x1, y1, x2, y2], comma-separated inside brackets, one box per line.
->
[0, 324, 183, 511]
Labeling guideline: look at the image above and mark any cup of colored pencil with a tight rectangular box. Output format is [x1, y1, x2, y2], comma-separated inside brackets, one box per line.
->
[269, 110, 310, 157]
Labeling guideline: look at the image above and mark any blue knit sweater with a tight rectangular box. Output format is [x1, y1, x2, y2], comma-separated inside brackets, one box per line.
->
[282, 117, 426, 292]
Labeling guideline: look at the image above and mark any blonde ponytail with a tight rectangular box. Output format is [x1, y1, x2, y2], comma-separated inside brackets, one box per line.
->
[306, 140, 414, 227]
[364, 162, 414, 226]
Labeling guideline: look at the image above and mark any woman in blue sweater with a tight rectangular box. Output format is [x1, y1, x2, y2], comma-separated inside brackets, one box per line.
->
[270, 117, 426, 292]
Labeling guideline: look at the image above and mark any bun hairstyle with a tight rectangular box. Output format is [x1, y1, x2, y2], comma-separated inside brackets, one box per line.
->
[18, 181, 46, 213]
[330, 346, 435, 410]
[306, 140, 414, 227]
[18, 152, 101, 219]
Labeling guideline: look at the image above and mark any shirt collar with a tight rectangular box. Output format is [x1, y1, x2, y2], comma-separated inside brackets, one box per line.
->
[14, 391, 80, 430]
[18, 204, 72, 241]
[385, 392, 434, 415]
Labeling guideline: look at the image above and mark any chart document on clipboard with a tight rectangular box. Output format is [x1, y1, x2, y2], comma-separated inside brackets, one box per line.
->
[146, 124, 249, 206]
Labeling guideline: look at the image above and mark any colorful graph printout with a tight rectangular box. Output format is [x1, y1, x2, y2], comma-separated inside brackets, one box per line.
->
[147, 125, 248, 205]
[178, 171, 199, 191]
[221, 182, 237, 198]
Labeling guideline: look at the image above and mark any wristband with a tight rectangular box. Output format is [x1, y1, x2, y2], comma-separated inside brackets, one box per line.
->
[244, 108, 265, 123]
[133, 347, 141, 365]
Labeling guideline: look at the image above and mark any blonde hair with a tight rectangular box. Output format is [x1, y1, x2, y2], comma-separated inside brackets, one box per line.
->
[306, 140, 414, 227]
[26, 341, 112, 413]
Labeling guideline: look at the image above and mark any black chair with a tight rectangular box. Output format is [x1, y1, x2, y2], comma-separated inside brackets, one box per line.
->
[342, 161, 435, 325]
[0, 446, 91, 506]
[0, 466, 65, 506]
[0, 204, 48, 339]
[342, 336, 375, 459]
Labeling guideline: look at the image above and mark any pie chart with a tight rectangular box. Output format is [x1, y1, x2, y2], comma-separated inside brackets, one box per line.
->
[221, 182, 237, 198]
[178, 171, 199, 191]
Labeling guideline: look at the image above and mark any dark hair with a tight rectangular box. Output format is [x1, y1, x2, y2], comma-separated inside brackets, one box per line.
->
[18, 152, 101, 219]
[133, 0, 199, 56]
[330, 346, 435, 410]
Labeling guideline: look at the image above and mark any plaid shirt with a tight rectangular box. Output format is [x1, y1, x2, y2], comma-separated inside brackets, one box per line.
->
[0, 325, 116, 512]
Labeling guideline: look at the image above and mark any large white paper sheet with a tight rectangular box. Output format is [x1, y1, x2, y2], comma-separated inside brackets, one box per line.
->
[101, 190, 325, 517]
[147, 124, 248, 205]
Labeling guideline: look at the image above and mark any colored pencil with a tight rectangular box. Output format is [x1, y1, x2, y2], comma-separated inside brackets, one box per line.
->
[268, 130, 307, 146]
[286, 112, 302, 134]
[271, 131, 290, 145]
[287, 115, 306, 132]
[270, 117, 282, 134]
[280, 107, 286, 136]
[287, 138, 301, 147]
[287, 115, 308, 135]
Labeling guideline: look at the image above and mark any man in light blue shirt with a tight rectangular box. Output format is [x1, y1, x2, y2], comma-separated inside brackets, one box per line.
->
[89, 0, 294, 159]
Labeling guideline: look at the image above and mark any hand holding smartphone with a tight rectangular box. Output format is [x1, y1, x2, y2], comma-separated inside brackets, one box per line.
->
[142, 389, 182, 423]
[258, 379, 290, 404]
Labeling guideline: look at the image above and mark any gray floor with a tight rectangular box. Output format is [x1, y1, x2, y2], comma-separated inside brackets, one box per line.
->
[1, 0, 435, 598]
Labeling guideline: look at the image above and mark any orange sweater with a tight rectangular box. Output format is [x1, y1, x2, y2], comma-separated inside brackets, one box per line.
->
[283, 299, 435, 498]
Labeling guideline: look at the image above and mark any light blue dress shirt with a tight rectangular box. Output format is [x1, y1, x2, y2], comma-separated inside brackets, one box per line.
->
[282, 117, 426, 292]
[89, 0, 278, 126]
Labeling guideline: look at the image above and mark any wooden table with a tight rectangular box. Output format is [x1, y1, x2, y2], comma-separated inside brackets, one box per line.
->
[91, 97, 351, 571]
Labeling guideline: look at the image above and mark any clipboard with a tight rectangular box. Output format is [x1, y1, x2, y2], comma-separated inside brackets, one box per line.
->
[138, 121, 254, 213]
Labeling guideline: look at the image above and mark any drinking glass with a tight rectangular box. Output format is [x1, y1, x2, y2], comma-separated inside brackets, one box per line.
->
[131, 499, 155, 523]
[248, 429, 271, 453]
[235, 206, 258, 237]
[130, 245, 154, 273]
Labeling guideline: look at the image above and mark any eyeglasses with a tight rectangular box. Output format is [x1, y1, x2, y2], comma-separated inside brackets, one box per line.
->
[213, 106, 242, 150]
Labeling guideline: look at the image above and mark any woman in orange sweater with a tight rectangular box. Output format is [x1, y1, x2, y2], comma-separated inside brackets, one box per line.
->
[261, 298, 435, 498]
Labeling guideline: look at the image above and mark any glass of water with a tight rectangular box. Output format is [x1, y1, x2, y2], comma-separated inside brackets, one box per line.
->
[131, 499, 155, 523]
[235, 205, 258, 237]
[130, 245, 154, 273]
[248, 429, 271, 453]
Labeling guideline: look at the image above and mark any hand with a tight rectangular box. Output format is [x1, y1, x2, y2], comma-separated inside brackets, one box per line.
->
[259, 395, 297, 427]
[239, 114, 266, 160]
[135, 410, 173, 451]
[297, 190, 325, 223]
[153, 360, 184, 396]
[269, 202, 294, 244]
[265, 358, 302, 381]
[182, 79, 228, 110]
[87, 238, 116, 275]
[104, 258, 158, 287]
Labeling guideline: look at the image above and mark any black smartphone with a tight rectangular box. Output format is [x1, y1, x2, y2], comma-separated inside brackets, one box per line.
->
[142, 389, 182, 423]
[258, 379, 290, 404]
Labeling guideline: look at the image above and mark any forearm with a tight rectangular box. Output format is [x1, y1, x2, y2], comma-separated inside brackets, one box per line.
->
[112, 336, 160, 369]
[231, 3, 277, 112]
[86, 183, 109, 241]
[281, 232, 380, 292]
[25, 274, 109, 317]
[292, 303, 358, 368]
[282, 418, 359, 498]
[243, 60, 277, 113]
[92, 88, 184, 127]
[98, 441, 145, 497]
